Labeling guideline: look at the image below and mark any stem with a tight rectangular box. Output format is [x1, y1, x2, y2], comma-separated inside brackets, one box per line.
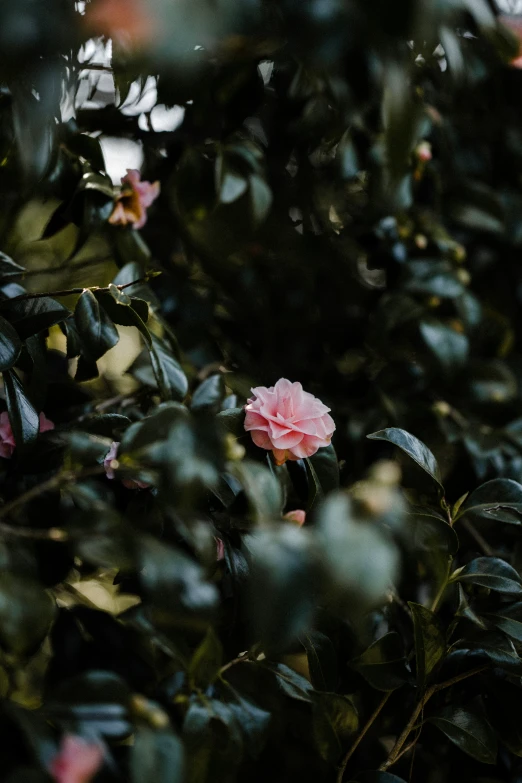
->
[430, 555, 453, 612]
[379, 665, 489, 772]
[336, 691, 391, 783]
[0, 465, 106, 539]
[460, 518, 494, 556]
[219, 654, 249, 676]
[0, 276, 149, 306]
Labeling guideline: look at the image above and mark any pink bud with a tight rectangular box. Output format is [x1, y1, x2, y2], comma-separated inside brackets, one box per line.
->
[215, 537, 225, 561]
[50, 735, 103, 783]
[104, 441, 150, 489]
[283, 510, 306, 526]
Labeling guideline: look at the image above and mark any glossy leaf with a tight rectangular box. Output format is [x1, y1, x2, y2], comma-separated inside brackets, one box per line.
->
[4, 369, 40, 451]
[428, 704, 497, 764]
[450, 557, 522, 594]
[456, 479, 522, 525]
[189, 627, 223, 689]
[150, 335, 188, 401]
[131, 728, 185, 783]
[367, 428, 443, 489]
[312, 692, 358, 763]
[0, 315, 21, 370]
[1, 296, 70, 340]
[74, 289, 119, 361]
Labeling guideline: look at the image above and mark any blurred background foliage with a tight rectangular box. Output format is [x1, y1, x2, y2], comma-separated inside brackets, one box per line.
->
[2, 0, 522, 782]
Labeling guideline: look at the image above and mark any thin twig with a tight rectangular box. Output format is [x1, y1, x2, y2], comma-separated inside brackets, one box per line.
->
[219, 654, 250, 676]
[0, 276, 148, 306]
[336, 691, 391, 783]
[0, 465, 106, 539]
[460, 518, 494, 556]
[379, 665, 489, 772]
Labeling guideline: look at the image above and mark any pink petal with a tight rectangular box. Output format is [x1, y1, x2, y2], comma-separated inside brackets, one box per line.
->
[283, 509, 306, 526]
[104, 441, 120, 480]
[108, 201, 129, 226]
[39, 413, 55, 433]
[251, 430, 273, 450]
[244, 411, 269, 432]
[50, 735, 103, 783]
[270, 429, 303, 450]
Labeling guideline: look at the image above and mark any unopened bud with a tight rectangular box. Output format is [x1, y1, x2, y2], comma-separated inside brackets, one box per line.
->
[225, 433, 245, 461]
[415, 141, 432, 162]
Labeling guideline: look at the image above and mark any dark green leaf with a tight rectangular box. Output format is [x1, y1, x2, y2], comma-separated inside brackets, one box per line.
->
[428, 704, 497, 764]
[484, 679, 522, 757]
[262, 662, 314, 703]
[249, 174, 272, 224]
[189, 627, 223, 688]
[4, 369, 39, 452]
[192, 375, 225, 411]
[0, 315, 21, 370]
[150, 335, 188, 401]
[302, 631, 338, 691]
[351, 632, 410, 691]
[450, 557, 522, 594]
[231, 460, 283, 522]
[456, 479, 522, 525]
[0, 253, 25, 279]
[312, 692, 358, 763]
[419, 320, 469, 370]
[307, 443, 340, 495]
[483, 602, 522, 642]
[409, 602, 445, 691]
[131, 728, 185, 783]
[367, 428, 443, 490]
[216, 407, 246, 437]
[74, 289, 119, 361]
[0, 574, 55, 656]
[1, 297, 70, 340]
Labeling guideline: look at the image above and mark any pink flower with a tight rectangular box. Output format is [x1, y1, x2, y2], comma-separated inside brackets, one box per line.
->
[500, 15, 522, 68]
[104, 441, 150, 489]
[215, 537, 225, 561]
[283, 510, 306, 526]
[84, 0, 157, 49]
[244, 379, 335, 466]
[49, 735, 103, 783]
[108, 169, 160, 230]
[0, 411, 54, 458]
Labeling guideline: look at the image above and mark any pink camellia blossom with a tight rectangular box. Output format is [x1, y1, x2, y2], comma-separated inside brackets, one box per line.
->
[49, 735, 103, 783]
[283, 509, 306, 526]
[0, 411, 54, 459]
[244, 379, 335, 466]
[108, 169, 160, 230]
[104, 441, 150, 490]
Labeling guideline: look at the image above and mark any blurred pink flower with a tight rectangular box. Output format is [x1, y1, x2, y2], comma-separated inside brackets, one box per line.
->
[244, 378, 335, 466]
[500, 15, 522, 68]
[0, 411, 54, 458]
[104, 441, 150, 489]
[215, 537, 225, 561]
[283, 509, 306, 526]
[415, 141, 432, 163]
[108, 169, 160, 230]
[84, 0, 157, 48]
[50, 735, 103, 783]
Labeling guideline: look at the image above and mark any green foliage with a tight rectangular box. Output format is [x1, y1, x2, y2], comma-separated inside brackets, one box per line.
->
[0, 1, 521, 782]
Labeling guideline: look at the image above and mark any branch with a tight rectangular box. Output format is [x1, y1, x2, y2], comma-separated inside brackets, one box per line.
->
[379, 665, 489, 772]
[0, 465, 106, 539]
[336, 691, 391, 783]
[0, 276, 150, 306]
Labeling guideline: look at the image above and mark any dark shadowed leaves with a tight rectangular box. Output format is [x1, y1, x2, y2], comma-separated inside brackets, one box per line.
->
[1, 297, 70, 340]
[351, 632, 410, 691]
[0, 574, 55, 656]
[409, 603, 445, 691]
[189, 627, 223, 689]
[312, 692, 358, 764]
[131, 728, 185, 783]
[302, 631, 338, 692]
[150, 335, 188, 401]
[428, 704, 497, 764]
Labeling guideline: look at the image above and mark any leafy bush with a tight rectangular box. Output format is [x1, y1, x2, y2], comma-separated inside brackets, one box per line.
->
[1, 1, 522, 782]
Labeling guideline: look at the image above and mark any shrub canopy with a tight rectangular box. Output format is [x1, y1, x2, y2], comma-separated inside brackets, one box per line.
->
[1, 1, 522, 782]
